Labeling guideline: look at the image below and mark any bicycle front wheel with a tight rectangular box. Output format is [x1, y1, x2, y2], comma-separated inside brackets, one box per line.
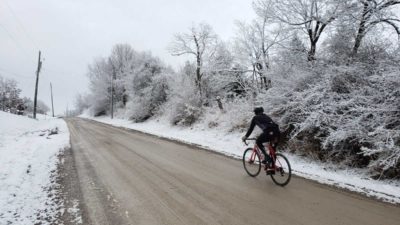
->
[243, 148, 261, 177]
[270, 153, 292, 186]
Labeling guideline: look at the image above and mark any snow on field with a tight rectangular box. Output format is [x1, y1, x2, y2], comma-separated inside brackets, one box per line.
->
[84, 115, 400, 204]
[0, 111, 70, 224]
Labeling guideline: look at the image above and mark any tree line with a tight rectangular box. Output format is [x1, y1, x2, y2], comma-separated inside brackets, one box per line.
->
[77, 0, 400, 178]
[0, 75, 49, 115]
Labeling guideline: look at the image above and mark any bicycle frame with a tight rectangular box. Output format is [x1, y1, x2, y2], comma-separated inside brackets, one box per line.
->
[268, 144, 277, 166]
[246, 139, 277, 169]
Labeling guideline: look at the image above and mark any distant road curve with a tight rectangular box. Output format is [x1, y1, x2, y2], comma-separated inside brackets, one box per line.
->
[65, 118, 400, 225]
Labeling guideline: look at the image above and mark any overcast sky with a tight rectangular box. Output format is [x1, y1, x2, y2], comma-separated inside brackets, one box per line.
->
[0, 0, 254, 115]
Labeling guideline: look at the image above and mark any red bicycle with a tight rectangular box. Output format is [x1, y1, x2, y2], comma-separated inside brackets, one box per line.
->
[243, 138, 292, 186]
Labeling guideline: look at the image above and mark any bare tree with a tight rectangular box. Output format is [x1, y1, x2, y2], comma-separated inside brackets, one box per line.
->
[349, 0, 400, 56]
[234, 0, 289, 89]
[169, 23, 218, 99]
[258, 0, 343, 61]
[234, 18, 287, 89]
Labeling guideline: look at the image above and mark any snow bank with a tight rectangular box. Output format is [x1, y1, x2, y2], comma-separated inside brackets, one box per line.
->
[84, 115, 400, 204]
[0, 112, 70, 224]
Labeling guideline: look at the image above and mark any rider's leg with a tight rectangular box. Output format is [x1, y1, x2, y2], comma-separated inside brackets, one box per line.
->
[256, 133, 272, 164]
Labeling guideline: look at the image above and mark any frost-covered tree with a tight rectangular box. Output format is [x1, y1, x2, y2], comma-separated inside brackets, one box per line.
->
[234, 1, 288, 89]
[169, 23, 218, 100]
[324, 21, 355, 63]
[262, 61, 400, 178]
[259, 0, 344, 61]
[356, 34, 395, 62]
[109, 44, 137, 106]
[125, 51, 170, 121]
[36, 100, 49, 114]
[74, 93, 91, 114]
[0, 75, 22, 113]
[85, 44, 171, 119]
[277, 32, 308, 65]
[234, 21, 286, 89]
[21, 97, 33, 112]
[87, 57, 112, 116]
[86, 43, 138, 116]
[22, 97, 49, 114]
[348, 0, 400, 56]
[204, 41, 247, 100]
[162, 64, 202, 125]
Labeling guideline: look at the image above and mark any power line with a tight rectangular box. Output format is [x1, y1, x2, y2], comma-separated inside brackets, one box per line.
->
[0, 23, 35, 64]
[0, 66, 33, 79]
[0, 62, 70, 82]
[4, 0, 39, 50]
[0, 66, 36, 89]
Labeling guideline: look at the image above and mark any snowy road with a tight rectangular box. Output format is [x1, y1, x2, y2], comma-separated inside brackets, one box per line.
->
[65, 118, 400, 225]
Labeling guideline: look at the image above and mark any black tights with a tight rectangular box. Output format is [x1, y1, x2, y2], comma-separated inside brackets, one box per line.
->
[256, 132, 273, 163]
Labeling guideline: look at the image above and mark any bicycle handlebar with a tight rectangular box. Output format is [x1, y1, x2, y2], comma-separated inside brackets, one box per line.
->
[243, 137, 256, 146]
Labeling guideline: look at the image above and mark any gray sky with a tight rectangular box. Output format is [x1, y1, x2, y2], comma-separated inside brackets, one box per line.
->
[0, 0, 254, 115]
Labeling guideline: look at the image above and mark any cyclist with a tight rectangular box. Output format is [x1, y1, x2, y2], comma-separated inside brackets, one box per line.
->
[242, 107, 280, 174]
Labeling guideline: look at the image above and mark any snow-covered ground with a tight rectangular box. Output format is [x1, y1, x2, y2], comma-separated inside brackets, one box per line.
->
[83, 115, 400, 204]
[0, 111, 70, 224]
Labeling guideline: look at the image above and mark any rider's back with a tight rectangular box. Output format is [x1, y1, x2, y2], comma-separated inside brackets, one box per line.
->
[252, 113, 275, 131]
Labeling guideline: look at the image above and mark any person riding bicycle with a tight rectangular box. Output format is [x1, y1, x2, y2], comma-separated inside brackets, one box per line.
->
[242, 107, 280, 173]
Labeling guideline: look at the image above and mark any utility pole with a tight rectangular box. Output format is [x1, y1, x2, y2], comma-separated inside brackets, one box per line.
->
[65, 103, 69, 117]
[50, 82, 54, 117]
[33, 51, 42, 119]
[110, 62, 115, 119]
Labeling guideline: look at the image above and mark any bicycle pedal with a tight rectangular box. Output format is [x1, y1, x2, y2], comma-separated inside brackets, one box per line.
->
[266, 170, 275, 175]
[266, 168, 275, 175]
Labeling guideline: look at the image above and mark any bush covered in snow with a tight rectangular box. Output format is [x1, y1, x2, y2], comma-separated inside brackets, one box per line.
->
[183, 60, 399, 178]
[124, 52, 170, 122]
[161, 64, 203, 126]
[198, 97, 253, 132]
[0, 76, 49, 115]
[259, 62, 400, 178]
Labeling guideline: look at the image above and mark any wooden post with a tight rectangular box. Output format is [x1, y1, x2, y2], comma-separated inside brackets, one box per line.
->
[33, 51, 42, 119]
[50, 82, 54, 117]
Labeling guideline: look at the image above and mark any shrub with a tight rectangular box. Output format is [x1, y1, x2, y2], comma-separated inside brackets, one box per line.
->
[266, 62, 400, 178]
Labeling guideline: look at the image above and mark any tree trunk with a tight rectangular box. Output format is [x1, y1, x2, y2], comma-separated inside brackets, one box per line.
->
[352, 3, 369, 57]
[196, 54, 203, 101]
[352, 31, 364, 57]
[308, 42, 316, 61]
[352, 19, 367, 57]
[216, 97, 224, 111]
[261, 51, 270, 90]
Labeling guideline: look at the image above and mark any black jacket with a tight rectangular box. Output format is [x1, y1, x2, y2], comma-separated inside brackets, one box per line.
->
[245, 113, 275, 137]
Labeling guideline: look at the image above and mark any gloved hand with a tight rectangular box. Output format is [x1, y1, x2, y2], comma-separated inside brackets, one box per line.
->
[241, 136, 247, 142]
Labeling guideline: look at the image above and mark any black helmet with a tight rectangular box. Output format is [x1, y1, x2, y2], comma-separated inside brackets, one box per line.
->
[253, 107, 264, 115]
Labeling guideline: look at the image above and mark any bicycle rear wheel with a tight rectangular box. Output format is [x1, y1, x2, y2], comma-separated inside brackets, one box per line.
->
[270, 153, 291, 186]
[243, 148, 261, 177]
